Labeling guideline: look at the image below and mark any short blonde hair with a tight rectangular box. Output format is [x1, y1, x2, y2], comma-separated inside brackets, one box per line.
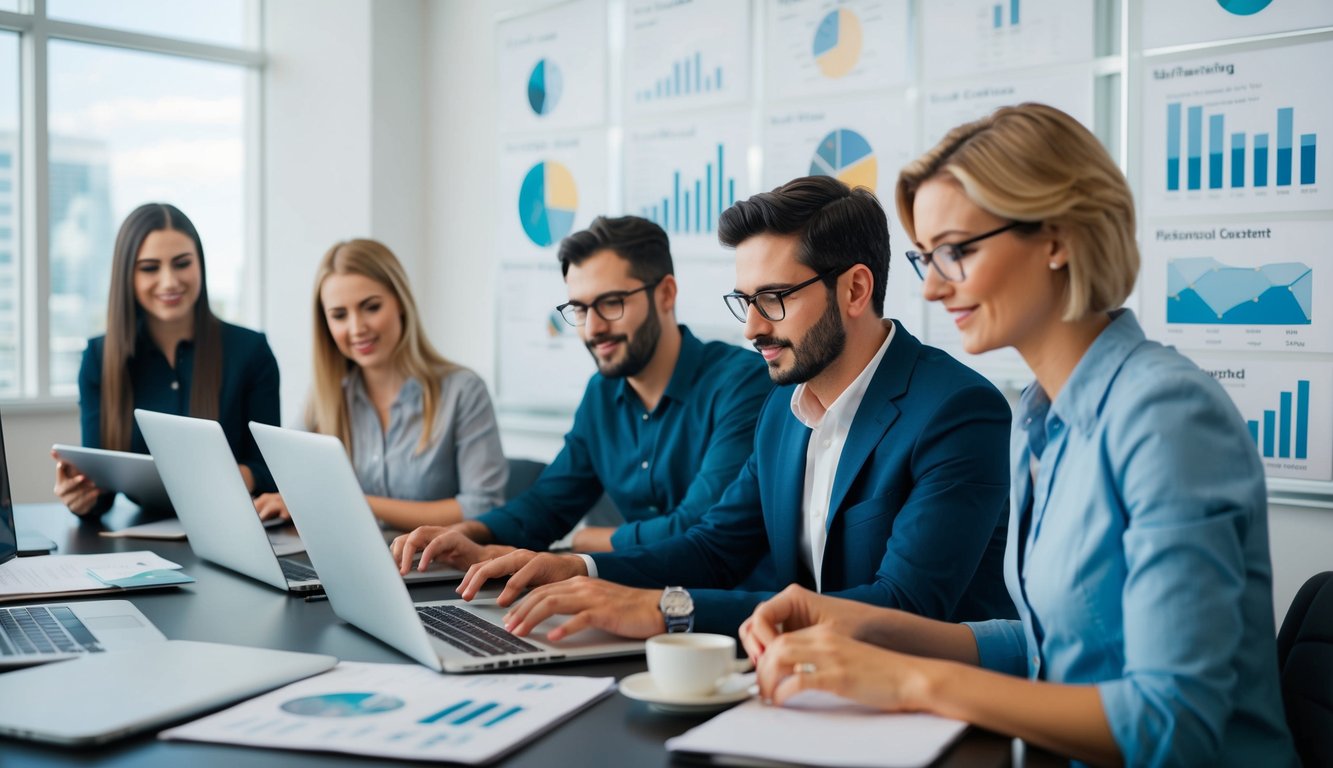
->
[895, 103, 1138, 321]
[308, 239, 458, 455]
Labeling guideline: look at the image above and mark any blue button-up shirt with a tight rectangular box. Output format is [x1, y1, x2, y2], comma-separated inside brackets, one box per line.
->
[965, 310, 1297, 767]
[476, 326, 772, 551]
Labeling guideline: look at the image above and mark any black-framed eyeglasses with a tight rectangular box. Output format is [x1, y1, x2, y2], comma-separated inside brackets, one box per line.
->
[722, 267, 846, 323]
[905, 221, 1027, 283]
[556, 281, 660, 327]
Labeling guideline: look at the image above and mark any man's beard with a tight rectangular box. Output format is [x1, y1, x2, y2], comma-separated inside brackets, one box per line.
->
[585, 303, 662, 379]
[753, 294, 845, 386]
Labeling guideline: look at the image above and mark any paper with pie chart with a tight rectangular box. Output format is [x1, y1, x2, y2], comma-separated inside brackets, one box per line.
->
[765, 0, 908, 101]
[498, 129, 608, 261]
[160, 662, 615, 764]
[496, 262, 595, 411]
[1140, 219, 1332, 354]
[496, 0, 607, 132]
[1142, 0, 1333, 49]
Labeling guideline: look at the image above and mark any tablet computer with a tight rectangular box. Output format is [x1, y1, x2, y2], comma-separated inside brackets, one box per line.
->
[51, 444, 172, 511]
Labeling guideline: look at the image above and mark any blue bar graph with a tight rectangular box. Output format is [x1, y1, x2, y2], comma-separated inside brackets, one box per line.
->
[636, 51, 726, 102]
[992, 0, 1019, 27]
[993, 4, 1002, 27]
[451, 702, 498, 725]
[639, 143, 738, 236]
[484, 706, 523, 727]
[419, 700, 472, 725]
[1011, 0, 1020, 24]
[1250, 380, 1312, 461]
[1166, 102, 1317, 192]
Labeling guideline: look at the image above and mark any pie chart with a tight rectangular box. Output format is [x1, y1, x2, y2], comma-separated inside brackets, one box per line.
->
[280, 692, 404, 718]
[1217, 0, 1272, 15]
[810, 129, 878, 192]
[527, 58, 562, 115]
[812, 9, 863, 79]
[518, 161, 578, 247]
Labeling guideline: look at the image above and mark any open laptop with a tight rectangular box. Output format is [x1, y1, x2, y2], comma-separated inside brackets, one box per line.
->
[251, 422, 645, 673]
[136, 410, 463, 594]
[0, 410, 167, 669]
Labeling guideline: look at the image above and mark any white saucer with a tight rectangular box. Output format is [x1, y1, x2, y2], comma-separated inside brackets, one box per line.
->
[618, 671, 755, 713]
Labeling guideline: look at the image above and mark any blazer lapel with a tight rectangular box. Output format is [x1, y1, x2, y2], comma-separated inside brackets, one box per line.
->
[771, 400, 812, 586]
[825, 323, 917, 530]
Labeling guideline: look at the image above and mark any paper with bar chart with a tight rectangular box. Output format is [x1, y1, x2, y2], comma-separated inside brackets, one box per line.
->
[1143, 0, 1333, 49]
[1189, 357, 1333, 481]
[496, 0, 607, 132]
[920, 0, 1093, 81]
[762, 97, 920, 324]
[499, 130, 608, 260]
[1141, 220, 1331, 353]
[160, 662, 615, 764]
[624, 113, 752, 256]
[495, 262, 594, 410]
[1143, 40, 1332, 217]
[625, 0, 749, 115]
[764, 0, 909, 101]
[922, 68, 1093, 148]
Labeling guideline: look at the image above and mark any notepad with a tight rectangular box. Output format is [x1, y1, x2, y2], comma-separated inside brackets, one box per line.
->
[0, 551, 192, 602]
[666, 690, 968, 768]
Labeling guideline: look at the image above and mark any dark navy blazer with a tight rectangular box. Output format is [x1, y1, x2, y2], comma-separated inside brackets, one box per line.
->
[592, 321, 1016, 633]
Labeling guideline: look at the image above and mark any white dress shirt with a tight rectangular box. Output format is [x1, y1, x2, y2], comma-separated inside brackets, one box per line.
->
[789, 320, 894, 591]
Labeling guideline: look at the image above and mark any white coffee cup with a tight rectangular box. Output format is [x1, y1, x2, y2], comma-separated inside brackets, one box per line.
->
[645, 633, 750, 697]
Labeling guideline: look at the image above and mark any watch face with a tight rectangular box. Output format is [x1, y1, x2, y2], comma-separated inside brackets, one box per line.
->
[661, 590, 693, 615]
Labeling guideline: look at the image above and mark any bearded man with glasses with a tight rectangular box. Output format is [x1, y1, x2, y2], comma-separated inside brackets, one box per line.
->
[392, 215, 770, 566]
[425, 176, 1017, 642]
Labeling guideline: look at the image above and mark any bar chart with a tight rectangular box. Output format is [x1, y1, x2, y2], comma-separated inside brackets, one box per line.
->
[992, 0, 1019, 28]
[625, 0, 749, 113]
[637, 143, 737, 236]
[1247, 379, 1310, 461]
[920, 0, 1093, 83]
[633, 51, 725, 103]
[1164, 103, 1317, 192]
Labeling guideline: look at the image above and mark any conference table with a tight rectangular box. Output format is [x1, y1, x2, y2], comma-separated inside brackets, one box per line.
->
[4, 501, 1062, 768]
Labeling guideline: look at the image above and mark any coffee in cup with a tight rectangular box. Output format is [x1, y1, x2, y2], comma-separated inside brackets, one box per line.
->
[645, 633, 749, 697]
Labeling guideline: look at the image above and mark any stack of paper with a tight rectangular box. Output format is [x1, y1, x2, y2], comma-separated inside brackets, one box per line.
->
[666, 691, 968, 768]
[0, 551, 192, 602]
[161, 662, 615, 764]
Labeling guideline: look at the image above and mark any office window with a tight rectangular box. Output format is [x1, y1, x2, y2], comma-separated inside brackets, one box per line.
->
[0, 31, 18, 398]
[0, 5, 260, 400]
[46, 1, 249, 48]
[47, 41, 247, 393]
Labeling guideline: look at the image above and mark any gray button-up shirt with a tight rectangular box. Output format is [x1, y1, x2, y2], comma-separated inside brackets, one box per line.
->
[345, 368, 507, 520]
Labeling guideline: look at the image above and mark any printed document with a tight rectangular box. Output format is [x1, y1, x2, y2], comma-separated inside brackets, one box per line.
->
[161, 661, 615, 763]
[0, 551, 184, 601]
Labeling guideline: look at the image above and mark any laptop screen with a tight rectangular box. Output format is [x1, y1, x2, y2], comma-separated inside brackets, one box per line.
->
[0, 410, 16, 565]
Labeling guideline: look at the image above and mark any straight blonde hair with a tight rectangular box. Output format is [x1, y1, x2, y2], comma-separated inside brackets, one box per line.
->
[307, 239, 458, 456]
[895, 103, 1138, 321]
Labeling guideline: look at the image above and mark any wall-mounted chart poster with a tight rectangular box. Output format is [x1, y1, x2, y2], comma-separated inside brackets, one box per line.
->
[625, 0, 751, 116]
[922, 68, 1093, 149]
[1188, 354, 1333, 482]
[498, 129, 609, 262]
[673, 257, 750, 347]
[1143, 0, 1333, 50]
[764, 0, 910, 102]
[1141, 40, 1332, 217]
[1141, 219, 1331, 354]
[496, 262, 594, 411]
[761, 95, 920, 326]
[921, 0, 1094, 82]
[623, 111, 753, 257]
[497, 0, 608, 133]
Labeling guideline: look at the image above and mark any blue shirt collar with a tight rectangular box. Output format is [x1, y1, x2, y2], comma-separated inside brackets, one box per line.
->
[615, 324, 705, 406]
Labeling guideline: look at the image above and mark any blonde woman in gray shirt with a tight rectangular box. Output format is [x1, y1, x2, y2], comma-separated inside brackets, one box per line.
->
[254, 239, 507, 529]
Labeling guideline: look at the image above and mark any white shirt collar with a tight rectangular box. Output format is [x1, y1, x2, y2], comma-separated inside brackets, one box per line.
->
[789, 319, 896, 430]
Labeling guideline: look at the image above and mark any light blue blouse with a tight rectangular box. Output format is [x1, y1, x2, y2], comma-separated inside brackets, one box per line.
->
[965, 310, 1297, 767]
[345, 368, 507, 520]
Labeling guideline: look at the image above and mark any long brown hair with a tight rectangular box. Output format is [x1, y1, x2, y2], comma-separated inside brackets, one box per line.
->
[307, 239, 457, 456]
[101, 203, 222, 450]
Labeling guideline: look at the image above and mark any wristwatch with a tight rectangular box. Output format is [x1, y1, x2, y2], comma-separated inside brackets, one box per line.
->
[659, 586, 694, 633]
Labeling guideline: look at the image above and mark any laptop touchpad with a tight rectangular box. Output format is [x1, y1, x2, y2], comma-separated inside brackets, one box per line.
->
[84, 615, 144, 630]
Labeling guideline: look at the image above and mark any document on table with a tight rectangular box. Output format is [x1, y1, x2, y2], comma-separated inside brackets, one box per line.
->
[99, 519, 187, 540]
[160, 661, 616, 764]
[666, 690, 968, 768]
[0, 551, 188, 602]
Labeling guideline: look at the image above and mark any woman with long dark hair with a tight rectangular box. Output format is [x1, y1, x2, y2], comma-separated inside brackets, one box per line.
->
[52, 203, 280, 516]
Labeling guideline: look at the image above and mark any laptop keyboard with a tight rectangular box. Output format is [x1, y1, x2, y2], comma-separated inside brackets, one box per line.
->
[279, 559, 319, 583]
[0, 606, 104, 657]
[417, 605, 541, 658]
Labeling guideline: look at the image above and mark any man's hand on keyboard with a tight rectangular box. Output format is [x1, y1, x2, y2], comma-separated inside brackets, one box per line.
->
[501, 577, 665, 642]
[391, 525, 513, 575]
[456, 550, 587, 607]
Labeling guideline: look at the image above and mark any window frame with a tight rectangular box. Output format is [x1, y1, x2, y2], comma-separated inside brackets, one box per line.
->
[0, 0, 265, 405]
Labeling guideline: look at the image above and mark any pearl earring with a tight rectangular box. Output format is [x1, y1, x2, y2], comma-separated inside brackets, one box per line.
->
[1048, 262, 1061, 270]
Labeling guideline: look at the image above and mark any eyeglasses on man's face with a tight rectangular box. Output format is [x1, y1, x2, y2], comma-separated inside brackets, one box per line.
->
[905, 221, 1027, 283]
[556, 281, 660, 327]
[722, 266, 846, 323]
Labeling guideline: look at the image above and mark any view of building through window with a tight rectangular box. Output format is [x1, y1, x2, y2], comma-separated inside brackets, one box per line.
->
[0, 32, 18, 398]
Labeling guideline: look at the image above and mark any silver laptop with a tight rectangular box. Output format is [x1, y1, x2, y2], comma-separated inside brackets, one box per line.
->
[250, 422, 645, 673]
[0, 640, 336, 745]
[0, 410, 166, 669]
[136, 410, 463, 594]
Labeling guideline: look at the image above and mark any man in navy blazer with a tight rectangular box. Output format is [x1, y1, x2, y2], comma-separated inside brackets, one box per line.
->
[417, 176, 1015, 638]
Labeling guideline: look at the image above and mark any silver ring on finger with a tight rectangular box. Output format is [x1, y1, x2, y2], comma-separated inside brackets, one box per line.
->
[794, 662, 817, 675]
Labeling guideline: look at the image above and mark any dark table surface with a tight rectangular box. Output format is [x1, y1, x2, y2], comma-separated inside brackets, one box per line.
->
[3, 501, 1061, 767]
